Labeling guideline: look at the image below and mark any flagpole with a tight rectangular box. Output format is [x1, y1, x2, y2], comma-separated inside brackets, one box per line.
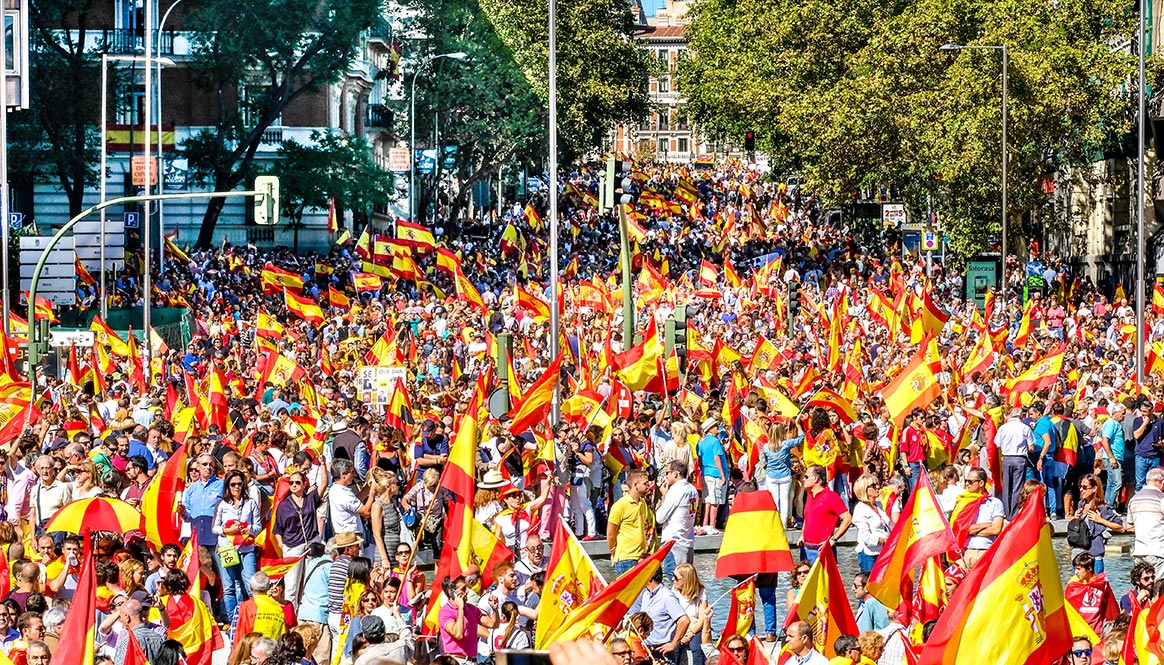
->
[709, 574, 758, 607]
[547, 0, 560, 428]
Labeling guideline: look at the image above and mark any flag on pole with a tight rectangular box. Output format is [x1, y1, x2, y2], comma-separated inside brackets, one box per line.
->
[782, 546, 858, 657]
[49, 537, 96, 665]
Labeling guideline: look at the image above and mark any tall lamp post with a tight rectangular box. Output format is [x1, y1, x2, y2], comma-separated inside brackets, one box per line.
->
[940, 43, 1007, 317]
[1136, 3, 1147, 384]
[156, 0, 183, 274]
[409, 52, 467, 224]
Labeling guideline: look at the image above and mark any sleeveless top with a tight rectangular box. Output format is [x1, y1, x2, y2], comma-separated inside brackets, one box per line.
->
[374, 497, 401, 565]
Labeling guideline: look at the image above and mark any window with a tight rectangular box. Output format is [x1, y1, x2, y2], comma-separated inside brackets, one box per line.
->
[240, 84, 282, 128]
[658, 76, 669, 93]
[678, 137, 689, 153]
[117, 86, 145, 125]
[659, 110, 670, 131]
[658, 138, 668, 153]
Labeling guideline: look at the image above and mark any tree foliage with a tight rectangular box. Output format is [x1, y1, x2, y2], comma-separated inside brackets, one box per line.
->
[679, 0, 1143, 259]
[268, 131, 395, 250]
[9, 0, 107, 218]
[402, 0, 650, 222]
[181, 0, 383, 247]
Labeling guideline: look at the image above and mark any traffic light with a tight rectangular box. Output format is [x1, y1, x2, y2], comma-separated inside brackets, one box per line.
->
[744, 132, 755, 152]
[253, 175, 280, 225]
[603, 157, 636, 210]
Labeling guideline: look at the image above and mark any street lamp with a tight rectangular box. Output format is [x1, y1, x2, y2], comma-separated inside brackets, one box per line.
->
[156, 0, 183, 274]
[409, 52, 467, 225]
[941, 43, 1007, 318]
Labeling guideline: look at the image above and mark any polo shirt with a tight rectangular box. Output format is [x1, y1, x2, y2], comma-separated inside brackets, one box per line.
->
[608, 494, 655, 562]
[628, 584, 686, 646]
[803, 488, 847, 545]
[1134, 417, 1163, 457]
[966, 496, 1006, 550]
[1101, 418, 1125, 461]
[328, 483, 363, 534]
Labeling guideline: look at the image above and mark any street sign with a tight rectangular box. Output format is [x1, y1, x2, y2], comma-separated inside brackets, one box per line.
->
[388, 147, 410, 173]
[19, 236, 75, 305]
[124, 212, 139, 229]
[48, 330, 94, 348]
[8, 212, 20, 229]
[415, 149, 436, 175]
[921, 227, 940, 252]
[882, 203, 906, 228]
[131, 156, 158, 186]
[74, 219, 125, 272]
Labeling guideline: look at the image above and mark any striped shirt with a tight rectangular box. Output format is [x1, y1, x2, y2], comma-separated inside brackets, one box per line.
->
[327, 554, 352, 615]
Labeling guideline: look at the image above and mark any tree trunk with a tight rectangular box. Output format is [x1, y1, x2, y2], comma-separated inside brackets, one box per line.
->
[197, 195, 228, 249]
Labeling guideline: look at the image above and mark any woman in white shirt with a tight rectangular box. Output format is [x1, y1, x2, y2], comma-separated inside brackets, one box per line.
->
[672, 563, 710, 665]
[851, 473, 892, 575]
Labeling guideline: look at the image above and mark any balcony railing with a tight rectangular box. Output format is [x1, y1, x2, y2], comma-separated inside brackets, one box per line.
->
[100, 28, 177, 55]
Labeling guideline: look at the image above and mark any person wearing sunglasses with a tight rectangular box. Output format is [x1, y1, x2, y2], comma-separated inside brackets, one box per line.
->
[1068, 636, 1094, 665]
[212, 469, 261, 624]
[182, 454, 223, 549]
[273, 470, 327, 609]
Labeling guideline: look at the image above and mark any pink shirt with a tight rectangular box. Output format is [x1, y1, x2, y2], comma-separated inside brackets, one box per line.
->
[439, 601, 482, 659]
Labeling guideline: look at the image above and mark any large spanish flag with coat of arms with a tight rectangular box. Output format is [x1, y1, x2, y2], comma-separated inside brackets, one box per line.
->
[919, 487, 1072, 665]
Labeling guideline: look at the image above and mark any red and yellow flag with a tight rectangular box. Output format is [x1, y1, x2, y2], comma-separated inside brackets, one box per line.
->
[142, 444, 188, 549]
[782, 545, 858, 657]
[328, 285, 350, 309]
[28, 293, 57, 322]
[716, 578, 757, 648]
[918, 487, 1072, 665]
[49, 539, 96, 665]
[440, 389, 480, 502]
[805, 387, 858, 425]
[353, 272, 382, 292]
[534, 520, 609, 648]
[396, 220, 435, 250]
[506, 353, 563, 435]
[261, 264, 304, 294]
[516, 283, 552, 322]
[884, 351, 940, 428]
[868, 473, 957, 616]
[1124, 594, 1164, 665]
[612, 318, 662, 392]
[716, 490, 794, 578]
[283, 289, 325, 325]
[1007, 348, 1065, 403]
[540, 541, 673, 645]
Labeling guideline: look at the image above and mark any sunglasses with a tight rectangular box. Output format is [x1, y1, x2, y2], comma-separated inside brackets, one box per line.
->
[1072, 649, 1092, 658]
[229, 482, 244, 487]
[611, 652, 632, 658]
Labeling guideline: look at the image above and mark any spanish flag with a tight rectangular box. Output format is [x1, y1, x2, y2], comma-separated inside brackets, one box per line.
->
[255, 311, 285, 340]
[724, 260, 742, 288]
[612, 318, 662, 392]
[435, 247, 461, 276]
[534, 521, 608, 648]
[443, 500, 515, 590]
[141, 444, 188, 549]
[328, 285, 350, 309]
[805, 387, 858, 425]
[699, 260, 718, 286]
[961, 331, 994, 379]
[716, 490, 794, 578]
[782, 546, 858, 657]
[540, 541, 673, 645]
[716, 578, 757, 648]
[161, 593, 220, 664]
[1007, 347, 1064, 403]
[353, 272, 382, 292]
[868, 473, 957, 615]
[440, 389, 481, 502]
[163, 231, 191, 265]
[383, 378, 413, 437]
[327, 198, 339, 233]
[49, 538, 96, 665]
[911, 556, 948, 625]
[28, 293, 56, 323]
[506, 353, 563, 435]
[89, 315, 130, 356]
[259, 555, 305, 581]
[283, 289, 325, 325]
[396, 219, 435, 251]
[74, 253, 96, 286]
[455, 268, 486, 312]
[332, 578, 366, 665]
[261, 264, 304, 294]
[1154, 284, 1164, 315]
[523, 203, 543, 231]
[1124, 594, 1164, 665]
[884, 350, 940, 428]
[516, 283, 552, 322]
[918, 487, 1072, 665]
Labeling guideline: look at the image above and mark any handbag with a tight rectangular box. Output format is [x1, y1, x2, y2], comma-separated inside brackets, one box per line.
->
[217, 543, 241, 568]
[1067, 516, 1093, 550]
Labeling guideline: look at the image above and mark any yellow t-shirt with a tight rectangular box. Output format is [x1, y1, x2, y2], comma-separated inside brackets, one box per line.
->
[608, 494, 655, 562]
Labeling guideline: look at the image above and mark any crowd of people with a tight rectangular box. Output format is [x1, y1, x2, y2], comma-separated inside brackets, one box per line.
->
[4, 157, 1164, 665]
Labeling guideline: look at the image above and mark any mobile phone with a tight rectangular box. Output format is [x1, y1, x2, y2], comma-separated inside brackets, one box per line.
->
[497, 649, 552, 665]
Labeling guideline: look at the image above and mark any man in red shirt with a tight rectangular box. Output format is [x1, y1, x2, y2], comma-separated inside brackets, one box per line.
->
[798, 464, 852, 564]
[899, 413, 926, 495]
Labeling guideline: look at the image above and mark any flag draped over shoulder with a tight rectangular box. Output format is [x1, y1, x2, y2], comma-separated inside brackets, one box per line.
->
[919, 487, 1072, 665]
[50, 538, 96, 665]
[539, 541, 673, 645]
[716, 490, 794, 578]
[868, 473, 958, 615]
[164, 591, 222, 665]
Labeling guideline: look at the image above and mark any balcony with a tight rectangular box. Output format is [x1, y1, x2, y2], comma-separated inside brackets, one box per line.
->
[367, 105, 392, 129]
[99, 28, 177, 55]
[367, 18, 393, 47]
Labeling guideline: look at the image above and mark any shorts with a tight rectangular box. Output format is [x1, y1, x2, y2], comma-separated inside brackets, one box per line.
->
[703, 475, 727, 505]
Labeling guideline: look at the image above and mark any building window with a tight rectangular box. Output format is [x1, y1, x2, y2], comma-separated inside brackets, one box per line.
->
[658, 76, 669, 93]
[659, 111, 669, 131]
[658, 138, 667, 153]
[117, 86, 145, 125]
[678, 137, 689, 153]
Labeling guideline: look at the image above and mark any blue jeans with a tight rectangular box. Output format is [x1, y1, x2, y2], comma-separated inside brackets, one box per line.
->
[688, 629, 706, 665]
[907, 462, 922, 495]
[614, 559, 637, 576]
[1106, 463, 1124, 507]
[757, 584, 778, 636]
[858, 552, 877, 574]
[800, 544, 835, 566]
[662, 550, 677, 585]
[1041, 462, 1061, 516]
[1136, 456, 1161, 492]
[218, 547, 257, 623]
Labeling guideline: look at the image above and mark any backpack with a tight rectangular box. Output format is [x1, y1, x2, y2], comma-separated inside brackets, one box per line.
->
[1067, 515, 1093, 550]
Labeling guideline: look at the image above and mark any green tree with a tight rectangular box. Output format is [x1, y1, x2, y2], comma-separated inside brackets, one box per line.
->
[402, 0, 650, 224]
[9, 0, 109, 217]
[181, 0, 383, 248]
[268, 131, 395, 251]
[679, 0, 1141, 259]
